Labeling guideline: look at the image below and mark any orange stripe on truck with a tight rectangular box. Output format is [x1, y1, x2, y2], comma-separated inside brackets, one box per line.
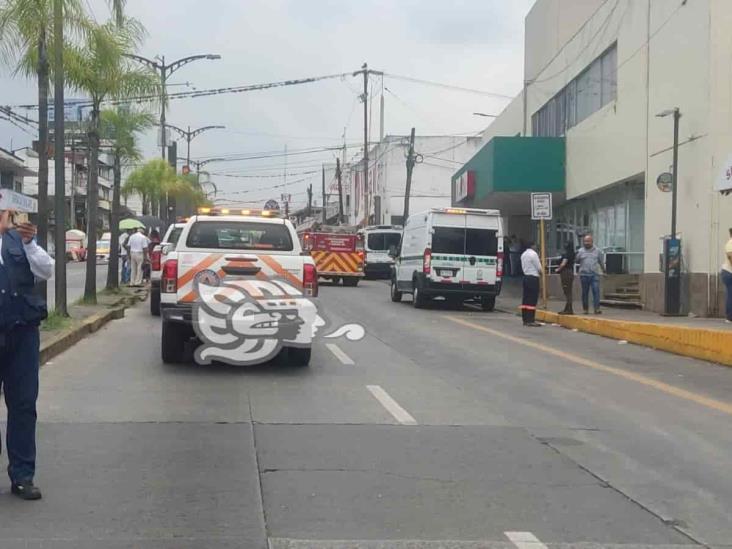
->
[258, 255, 303, 288]
[178, 254, 224, 288]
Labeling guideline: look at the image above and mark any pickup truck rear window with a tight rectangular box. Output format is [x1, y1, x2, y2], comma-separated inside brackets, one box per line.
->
[186, 221, 294, 251]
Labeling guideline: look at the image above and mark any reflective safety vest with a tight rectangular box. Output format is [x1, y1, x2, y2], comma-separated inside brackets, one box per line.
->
[0, 230, 47, 332]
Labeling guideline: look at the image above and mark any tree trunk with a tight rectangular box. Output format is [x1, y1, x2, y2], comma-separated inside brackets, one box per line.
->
[142, 192, 149, 215]
[106, 152, 121, 290]
[84, 106, 100, 304]
[53, 0, 67, 316]
[36, 31, 49, 300]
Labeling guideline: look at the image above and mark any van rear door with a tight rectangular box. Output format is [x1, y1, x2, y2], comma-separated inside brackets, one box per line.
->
[460, 214, 499, 286]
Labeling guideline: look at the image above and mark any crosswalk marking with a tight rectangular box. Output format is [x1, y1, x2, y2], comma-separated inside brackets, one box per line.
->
[366, 385, 417, 425]
[505, 531, 548, 549]
[325, 343, 355, 365]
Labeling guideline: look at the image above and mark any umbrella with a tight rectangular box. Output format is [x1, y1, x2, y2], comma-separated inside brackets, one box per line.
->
[119, 218, 145, 230]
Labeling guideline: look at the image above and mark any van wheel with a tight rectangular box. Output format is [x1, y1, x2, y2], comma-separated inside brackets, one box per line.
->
[412, 280, 428, 309]
[390, 278, 402, 302]
[343, 278, 359, 287]
[481, 296, 496, 312]
[150, 288, 161, 316]
[288, 347, 311, 367]
[162, 321, 186, 363]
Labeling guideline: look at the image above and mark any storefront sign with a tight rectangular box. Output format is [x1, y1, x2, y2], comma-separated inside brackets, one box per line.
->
[454, 171, 476, 203]
[718, 155, 732, 192]
[0, 188, 37, 213]
[531, 192, 552, 220]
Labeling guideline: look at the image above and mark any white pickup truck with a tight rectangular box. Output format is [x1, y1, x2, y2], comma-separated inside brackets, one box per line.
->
[159, 209, 318, 366]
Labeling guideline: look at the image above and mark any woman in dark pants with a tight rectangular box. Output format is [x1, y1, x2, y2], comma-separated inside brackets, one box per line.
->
[556, 241, 576, 315]
[722, 229, 732, 323]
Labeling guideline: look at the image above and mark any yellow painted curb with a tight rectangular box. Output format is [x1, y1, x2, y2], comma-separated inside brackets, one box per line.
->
[534, 309, 732, 367]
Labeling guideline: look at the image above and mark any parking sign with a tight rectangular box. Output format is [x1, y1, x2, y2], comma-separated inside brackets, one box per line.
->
[531, 192, 552, 220]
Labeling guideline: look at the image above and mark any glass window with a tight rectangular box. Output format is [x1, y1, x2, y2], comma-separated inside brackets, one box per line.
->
[465, 229, 498, 256]
[167, 227, 183, 246]
[601, 45, 617, 105]
[367, 232, 401, 251]
[566, 80, 577, 129]
[186, 221, 293, 251]
[555, 89, 566, 136]
[432, 227, 465, 254]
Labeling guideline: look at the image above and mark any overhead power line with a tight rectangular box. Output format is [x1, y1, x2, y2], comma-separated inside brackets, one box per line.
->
[382, 73, 514, 99]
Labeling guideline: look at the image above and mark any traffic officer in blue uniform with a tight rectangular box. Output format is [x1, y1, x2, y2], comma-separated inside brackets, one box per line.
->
[0, 208, 54, 500]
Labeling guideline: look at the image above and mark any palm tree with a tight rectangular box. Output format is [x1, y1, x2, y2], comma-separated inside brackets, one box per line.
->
[0, 0, 87, 299]
[122, 158, 176, 216]
[100, 107, 154, 290]
[65, 18, 159, 303]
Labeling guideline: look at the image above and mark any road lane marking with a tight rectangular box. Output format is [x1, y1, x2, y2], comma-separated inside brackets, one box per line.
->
[325, 343, 355, 365]
[367, 385, 417, 425]
[505, 531, 548, 549]
[448, 315, 732, 417]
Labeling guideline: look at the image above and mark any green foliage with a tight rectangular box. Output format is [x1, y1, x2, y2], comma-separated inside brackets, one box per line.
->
[101, 107, 154, 164]
[41, 309, 71, 331]
[124, 160, 212, 213]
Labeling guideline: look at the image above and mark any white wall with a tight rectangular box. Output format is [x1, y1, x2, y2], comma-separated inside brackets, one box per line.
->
[525, 0, 608, 82]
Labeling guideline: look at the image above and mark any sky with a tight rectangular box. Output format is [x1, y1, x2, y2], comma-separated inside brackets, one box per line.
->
[0, 0, 535, 210]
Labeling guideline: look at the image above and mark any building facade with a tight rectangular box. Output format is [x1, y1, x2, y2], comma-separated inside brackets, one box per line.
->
[455, 0, 732, 316]
[349, 135, 483, 226]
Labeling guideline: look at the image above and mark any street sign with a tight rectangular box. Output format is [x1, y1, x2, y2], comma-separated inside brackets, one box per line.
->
[0, 188, 38, 213]
[657, 172, 672, 192]
[531, 192, 552, 220]
[718, 155, 732, 192]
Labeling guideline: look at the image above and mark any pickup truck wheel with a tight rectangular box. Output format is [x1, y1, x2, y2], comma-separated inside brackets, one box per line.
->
[390, 278, 402, 302]
[162, 321, 186, 363]
[343, 277, 359, 287]
[412, 280, 428, 309]
[481, 296, 496, 312]
[150, 288, 161, 316]
[288, 347, 311, 367]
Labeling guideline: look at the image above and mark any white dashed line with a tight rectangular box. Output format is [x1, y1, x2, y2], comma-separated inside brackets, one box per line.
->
[366, 385, 417, 425]
[325, 343, 355, 365]
[505, 531, 548, 549]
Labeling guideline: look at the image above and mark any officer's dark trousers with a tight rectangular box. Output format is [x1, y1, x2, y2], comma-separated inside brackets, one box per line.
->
[0, 326, 39, 482]
[521, 275, 540, 324]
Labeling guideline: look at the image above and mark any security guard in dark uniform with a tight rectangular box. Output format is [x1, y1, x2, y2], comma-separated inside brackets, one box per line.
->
[0, 208, 54, 500]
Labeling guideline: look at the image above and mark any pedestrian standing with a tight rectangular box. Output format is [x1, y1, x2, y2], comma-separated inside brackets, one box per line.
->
[721, 228, 732, 323]
[556, 240, 576, 315]
[520, 240, 542, 327]
[127, 228, 149, 287]
[576, 234, 605, 314]
[509, 235, 521, 277]
[119, 229, 132, 284]
[0, 209, 54, 500]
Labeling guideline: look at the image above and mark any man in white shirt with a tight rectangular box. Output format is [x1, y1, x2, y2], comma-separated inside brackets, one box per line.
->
[520, 241, 542, 327]
[127, 228, 149, 286]
[0, 208, 54, 500]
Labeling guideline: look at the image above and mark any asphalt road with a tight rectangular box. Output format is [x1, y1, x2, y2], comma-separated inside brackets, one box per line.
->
[3, 279, 732, 548]
[46, 260, 109, 309]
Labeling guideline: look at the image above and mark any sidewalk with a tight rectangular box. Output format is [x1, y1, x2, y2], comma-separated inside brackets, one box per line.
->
[498, 278, 732, 367]
[40, 287, 147, 364]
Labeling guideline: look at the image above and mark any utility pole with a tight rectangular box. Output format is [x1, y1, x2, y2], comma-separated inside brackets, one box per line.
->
[352, 63, 382, 225]
[53, 0, 67, 315]
[404, 128, 416, 222]
[322, 164, 327, 224]
[336, 158, 344, 223]
[124, 53, 222, 160]
[307, 184, 313, 218]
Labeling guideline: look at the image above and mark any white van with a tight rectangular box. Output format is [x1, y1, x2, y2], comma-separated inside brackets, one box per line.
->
[390, 207, 504, 311]
[361, 225, 402, 279]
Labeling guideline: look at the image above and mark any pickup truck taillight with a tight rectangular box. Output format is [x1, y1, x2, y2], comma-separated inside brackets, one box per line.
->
[151, 249, 162, 271]
[497, 251, 504, 278]
[423, 247, 432, 274]
[161, 259, 178, 293]
[303, 263, 318, 297]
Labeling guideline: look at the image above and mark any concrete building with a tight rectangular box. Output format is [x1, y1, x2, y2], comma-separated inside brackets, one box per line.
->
[19, 146, 114, 235]
[349, 135, 483, 226]
[0, 147, 34, 193]
[453, 0, 732, 316]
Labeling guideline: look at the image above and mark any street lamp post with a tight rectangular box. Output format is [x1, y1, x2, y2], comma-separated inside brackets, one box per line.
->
[124, 53, 221, 160]
[163, 123, 225, 167]
[657, 107, 682, 315]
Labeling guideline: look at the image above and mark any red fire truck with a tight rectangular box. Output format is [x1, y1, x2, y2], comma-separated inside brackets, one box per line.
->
[299, 225, 364, 286]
